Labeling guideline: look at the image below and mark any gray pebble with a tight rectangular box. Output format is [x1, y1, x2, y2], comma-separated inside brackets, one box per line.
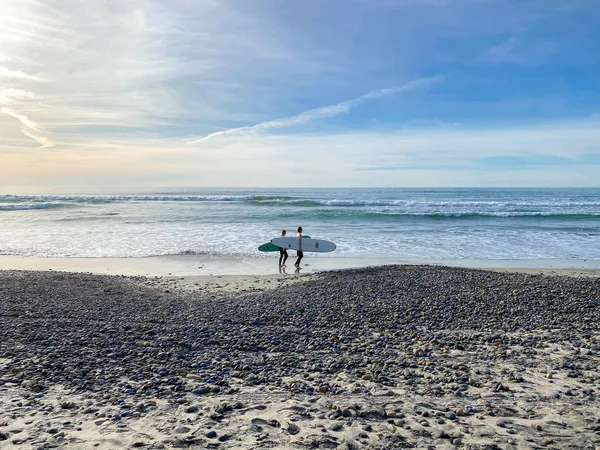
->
[433, 429, 446, 439]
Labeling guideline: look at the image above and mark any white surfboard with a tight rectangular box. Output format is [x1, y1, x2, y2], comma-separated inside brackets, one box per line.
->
[271, 237, 336, 253]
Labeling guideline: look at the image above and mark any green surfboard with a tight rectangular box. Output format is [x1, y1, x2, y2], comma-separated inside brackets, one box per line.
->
[258, 236, 310, 252]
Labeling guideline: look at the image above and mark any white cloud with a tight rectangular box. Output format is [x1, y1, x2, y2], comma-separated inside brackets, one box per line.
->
[1, 107, 54, 148]
[1, 107, 41, 132]
[0, 66, 44, 81]
[0, 0, 297, 150]
[2, 117, 598, 187]
[0, 1, 597, 189]
[189, 76, 444, 144]
[0, 89, 39, 105]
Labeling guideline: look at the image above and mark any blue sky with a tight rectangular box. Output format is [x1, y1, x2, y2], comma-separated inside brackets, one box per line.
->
[1, 0, 599, 188]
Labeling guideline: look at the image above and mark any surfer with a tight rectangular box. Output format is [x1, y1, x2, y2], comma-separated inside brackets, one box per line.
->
[294, 226, 303, 268]
[278, 230, 288, 267]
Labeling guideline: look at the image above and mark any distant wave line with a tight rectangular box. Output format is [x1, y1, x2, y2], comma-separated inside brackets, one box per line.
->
[0, 203, 74, 211]
[3, 194, 600, 209]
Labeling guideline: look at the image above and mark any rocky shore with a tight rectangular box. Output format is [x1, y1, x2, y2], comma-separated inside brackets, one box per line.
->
[1, 266, 599, 449]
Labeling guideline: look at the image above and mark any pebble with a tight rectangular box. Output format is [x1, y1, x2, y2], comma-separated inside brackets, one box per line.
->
[192, 387, 211, 395]
[433, 429, 446, 439]
[1, 268, 600, 449]
[341, 408, 354, 417]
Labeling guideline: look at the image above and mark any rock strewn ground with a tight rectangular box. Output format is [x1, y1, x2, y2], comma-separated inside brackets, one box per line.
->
[1, 266, 599, 449]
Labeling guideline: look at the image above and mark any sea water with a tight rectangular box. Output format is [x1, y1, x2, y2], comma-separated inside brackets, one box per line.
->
[1, 188, 599, 262]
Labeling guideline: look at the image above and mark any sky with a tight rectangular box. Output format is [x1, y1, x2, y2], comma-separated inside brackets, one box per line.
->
[1, 0, 599, 189]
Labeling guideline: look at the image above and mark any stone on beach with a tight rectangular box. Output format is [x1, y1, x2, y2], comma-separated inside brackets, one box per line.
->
[1, 266, 599, 449]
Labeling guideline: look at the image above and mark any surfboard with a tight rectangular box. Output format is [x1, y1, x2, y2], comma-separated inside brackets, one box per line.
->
[258, 242, 281, 252]
[270, 237, 336, 253]
[258, 236, 310, 252]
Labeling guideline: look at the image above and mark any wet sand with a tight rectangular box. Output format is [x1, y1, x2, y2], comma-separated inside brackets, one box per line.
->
[1, 254, 599, 278]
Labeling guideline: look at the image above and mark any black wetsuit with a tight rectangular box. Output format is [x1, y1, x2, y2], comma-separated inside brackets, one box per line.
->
[295, 233, 303, 266]
[279, 247, 288, 266]
[295, 250, 303, 267]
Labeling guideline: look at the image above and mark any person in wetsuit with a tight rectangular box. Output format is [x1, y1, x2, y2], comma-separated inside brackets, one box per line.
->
[294, 226, 303, 268]
[278, 229, 288, 267]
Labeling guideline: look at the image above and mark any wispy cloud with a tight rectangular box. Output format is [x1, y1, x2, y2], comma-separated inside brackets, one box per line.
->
[0, 66, 44, 81]
[0, 89, 39, 105]
[1, 107, 54, 148]
[479, 38, 521, 64]
[0, 0, 294, 149]
[1, 1, 598, 188]
[188, 75, 444, 144]
[2, 116, 599, 187]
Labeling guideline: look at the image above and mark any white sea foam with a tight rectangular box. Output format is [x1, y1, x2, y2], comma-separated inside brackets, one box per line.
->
[1, 188, 599, 260]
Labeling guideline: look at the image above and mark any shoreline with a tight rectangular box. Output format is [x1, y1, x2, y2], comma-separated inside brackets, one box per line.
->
[1, 254, 599, 278]
[1, 255, 599, 297]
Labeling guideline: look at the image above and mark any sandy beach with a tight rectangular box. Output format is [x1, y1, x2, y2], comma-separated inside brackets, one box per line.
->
[1, 254, 599, 292]
[3, 0, 600, 447]
[1, 264, 600, 449]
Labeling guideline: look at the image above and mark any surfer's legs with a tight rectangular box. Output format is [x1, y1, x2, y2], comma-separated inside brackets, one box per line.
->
[279, 249, 288, 267]
[295, 250, 303, 267]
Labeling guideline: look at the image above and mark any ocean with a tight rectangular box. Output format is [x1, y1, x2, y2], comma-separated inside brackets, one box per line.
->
[1, 188, 599, 262]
